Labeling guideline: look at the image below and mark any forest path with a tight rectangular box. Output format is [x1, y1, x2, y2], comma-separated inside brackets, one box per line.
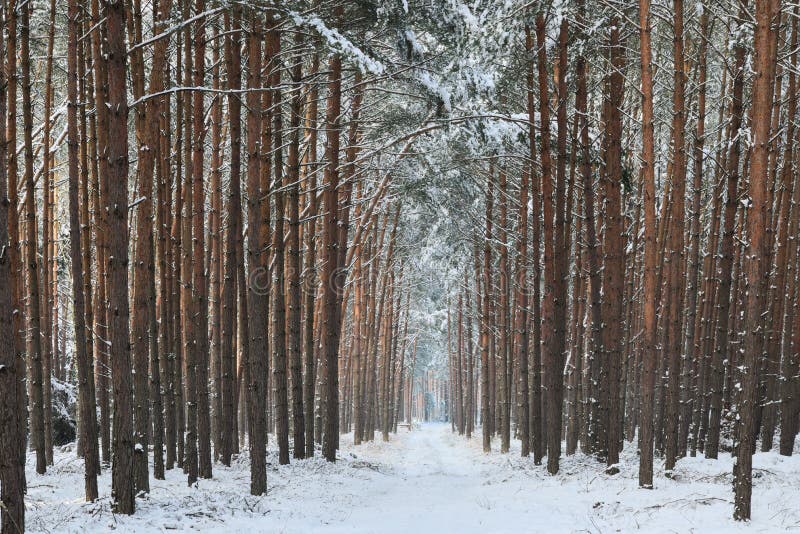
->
[333, 423, 548, 533]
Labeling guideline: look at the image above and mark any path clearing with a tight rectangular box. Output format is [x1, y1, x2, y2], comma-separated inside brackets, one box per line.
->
[333, 424, 548, 533]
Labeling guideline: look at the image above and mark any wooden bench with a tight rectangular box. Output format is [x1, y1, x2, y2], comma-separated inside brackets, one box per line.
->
[398, 423, 413, 431]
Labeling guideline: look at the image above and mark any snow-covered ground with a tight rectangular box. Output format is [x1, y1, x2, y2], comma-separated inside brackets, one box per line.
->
[25, 424, 800, 533]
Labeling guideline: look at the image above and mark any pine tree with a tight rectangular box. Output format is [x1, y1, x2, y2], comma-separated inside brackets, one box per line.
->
[105, 0, 135, 514]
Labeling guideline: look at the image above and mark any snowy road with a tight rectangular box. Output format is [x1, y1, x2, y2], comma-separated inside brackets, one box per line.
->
[327, 424, 551, 533]
[26, 422, 800, 533]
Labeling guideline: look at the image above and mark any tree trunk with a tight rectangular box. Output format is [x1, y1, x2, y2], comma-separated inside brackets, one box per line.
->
[192, 0, 212, 481]
[321, 19, 344, 461]
[288, 32, 306, 460]
[220, 8, 242, 467]
[21, 0, 46, 476]
[515, 164, 530, 456]
[638, 0, 659, 489]
[129, 0, 155, 494]
[40, 0, 57, 467]
[269, 19, 290, 466]
[733, 0, 779, 520]
[601, 19, 626, 471]
[67, 0, 99, 501]
[245, 13, 268, 494]
[663, 0, 688, 474]
[480, 174, 493, 453]
[105, 0, 135, 514]
[0, 0, 25, 526]
[497, 167, 510, 452]
[706, 2, 747, 460]
[209, 30, 223, 462]
[180, 0, 198, 483]
[302, 50, 321, 457]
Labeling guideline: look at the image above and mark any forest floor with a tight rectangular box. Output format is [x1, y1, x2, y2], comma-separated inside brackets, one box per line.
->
[25, 423, 800, 533]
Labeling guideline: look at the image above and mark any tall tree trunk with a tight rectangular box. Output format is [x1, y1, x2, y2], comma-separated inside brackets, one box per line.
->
[689, 3, 715, 457]
[105, 0, 135, 514]
[734, 0, 779, 520]
[209, 30, 223, 462]
[497, 167, 510, 452]
[573, 16, 602, 459]
[465, 274, 476, 438]
[40, 0, 57, 466]
[21, 0, 46, 476]
[6, 0, 27, 483]
[523, 24, 543, 462]
[303, 51, 321, 458]
[321, 14, 344, 462]
[638, 0, 659, 489]
[220, 8, 242, 467]
[245, 13, 268, 494]
[0, 0, 25, 526]
[480, 175, 493, 453]
[180, 0, 198, 483]
[89, 0, 113, 466]
[160, 46, 179, 471]
[78, 4, 98, 466]
[515, 165, 530, 457]
[171, 60, 186, 468]
[663, 0, 688, 474]
[192, 0, 212, 481]
[270, 19, 290, 466]
[288, 32, 306, 460]
[147, 0, 174, 481]
[601, 18, 626, 471]
[538, 16, 570, 474]
[706, 2, 747, 460]
[130, 0, 152, 494]
[67, 0, 99, 501]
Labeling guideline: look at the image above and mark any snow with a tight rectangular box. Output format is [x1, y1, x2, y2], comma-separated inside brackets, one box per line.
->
[25, 424, 800, 533]
[289, 12, 385, 75]
[403, 30, 425, 57]
[454, 2, 480, 33]
[416, 71, 452, 112]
